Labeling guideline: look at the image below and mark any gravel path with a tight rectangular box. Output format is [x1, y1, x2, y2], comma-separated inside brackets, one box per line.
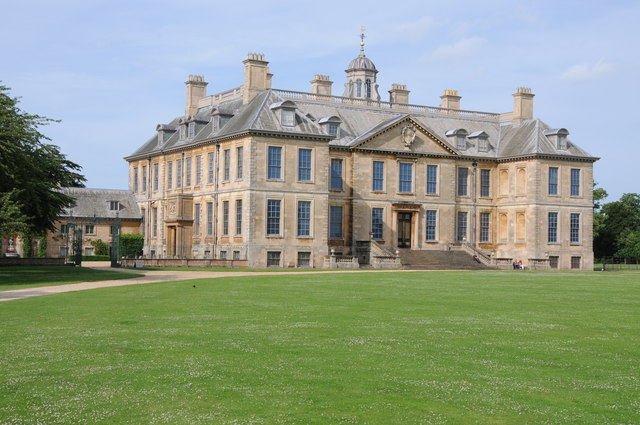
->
[0, 265, 402, 302]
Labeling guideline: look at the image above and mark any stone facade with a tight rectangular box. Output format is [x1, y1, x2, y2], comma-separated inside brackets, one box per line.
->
[125, 45, 597, 270]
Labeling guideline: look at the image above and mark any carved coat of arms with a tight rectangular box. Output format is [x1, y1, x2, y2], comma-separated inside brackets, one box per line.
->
[401, 124, 417, 148]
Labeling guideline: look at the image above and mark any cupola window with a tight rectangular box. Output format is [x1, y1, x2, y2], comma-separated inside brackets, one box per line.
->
[365, 79, 371, 98]
[356, 79, 362, 97]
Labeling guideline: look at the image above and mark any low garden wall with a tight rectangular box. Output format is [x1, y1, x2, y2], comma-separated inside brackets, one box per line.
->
[0, 257, 66, 266]
[120, 258, 249, 268]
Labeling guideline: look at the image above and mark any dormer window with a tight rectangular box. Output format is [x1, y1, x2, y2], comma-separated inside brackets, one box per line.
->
[281, 109, 295, 127]
[545, 128, 569, 150]
[188, 122, 195, 138]
[318, 116, 342, 137]
[468, 131, 490, 153]
[179, 125, 186, 139]
[445, 128, 468, 150]
[109, 201, 120, 211]
[270, 100, 297, 128]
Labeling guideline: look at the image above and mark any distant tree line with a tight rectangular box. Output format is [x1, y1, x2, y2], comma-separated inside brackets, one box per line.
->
[593, 186, 640, 258]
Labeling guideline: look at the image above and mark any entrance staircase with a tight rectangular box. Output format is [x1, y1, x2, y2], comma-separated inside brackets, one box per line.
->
[398, 249, 495, 270]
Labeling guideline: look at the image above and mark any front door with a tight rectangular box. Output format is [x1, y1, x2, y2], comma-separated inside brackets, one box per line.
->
[397, 212, 412, 248]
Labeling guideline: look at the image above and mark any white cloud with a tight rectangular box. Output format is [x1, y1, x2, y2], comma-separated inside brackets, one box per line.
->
[430, 37, 487, 62]
[561, 60, 615, 81]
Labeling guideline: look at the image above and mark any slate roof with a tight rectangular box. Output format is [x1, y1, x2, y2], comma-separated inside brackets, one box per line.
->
[60, 188, 141, 220]
[127, 87, 596, 162]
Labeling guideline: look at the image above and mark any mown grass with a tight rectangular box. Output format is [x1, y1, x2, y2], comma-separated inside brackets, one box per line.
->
[0, 271, 638, 424]
[0, 266, 140, 291]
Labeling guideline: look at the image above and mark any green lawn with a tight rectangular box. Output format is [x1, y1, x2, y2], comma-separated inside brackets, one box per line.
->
[0, 266, 140, 291]
[1, 271, 638, 424]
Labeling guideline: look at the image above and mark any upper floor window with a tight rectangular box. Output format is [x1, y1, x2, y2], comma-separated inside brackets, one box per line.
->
[267, 146, 282, 180]
[480, 169, 491, 197]
[223, 149, 230, 181]
[399, 163, 413, 193]
[372, 161, 384, 191]
[548, 167, 558, 195]
[570, 169, 580, 196]
[153, 163, 159, 191]
[236, 147, 244, 179]
[133, 167, 138, 193]
[207, 152, 214, 184]
[330, 158, 343, 191]
[167, 161, 173, 189]
[141, 165, 147, 192]
[426, 165, 438, 194]
[185, 157, 192, 187]
[457, 167, 468, 196]
[176, 158, 183, 188]
[85, 225, 95, 235]
[298, 148, 312, 182]
[195, 156, 202, 186]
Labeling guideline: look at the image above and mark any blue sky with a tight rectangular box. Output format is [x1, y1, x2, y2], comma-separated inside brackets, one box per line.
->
[2, 0, 638, 202]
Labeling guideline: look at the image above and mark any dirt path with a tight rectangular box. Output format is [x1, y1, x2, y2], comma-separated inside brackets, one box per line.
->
[0, 265, 405, 302]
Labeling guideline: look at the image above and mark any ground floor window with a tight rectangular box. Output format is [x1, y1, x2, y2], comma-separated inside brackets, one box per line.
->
[233, 250, 240, 260]
[60, 246, 68, 257]
[84, 247, 94, 256]
[220, 250, 227, 260]
[571, 256, 581, 269]
[267, 251, 281, 267]
[549, 255, 559, 269]
[425, 210, 437, 241]
[457, 212, 468, 242]
[479, 212, 490, 242]
[371, 208, 384, 240]
[297, 251, 311, 268]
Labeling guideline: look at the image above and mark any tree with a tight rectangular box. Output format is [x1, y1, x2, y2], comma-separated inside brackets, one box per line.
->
[90, 238, 109, 256]
[0, 84, 85, 236]
[594, 191, 640, 258]
[0, 190, 29, 237]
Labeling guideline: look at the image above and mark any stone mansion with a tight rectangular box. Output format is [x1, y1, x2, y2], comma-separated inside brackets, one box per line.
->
[125, 43, 597, 270]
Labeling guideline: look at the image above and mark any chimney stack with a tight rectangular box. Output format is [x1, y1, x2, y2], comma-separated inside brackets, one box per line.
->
[310, 74, 333, 96]
[185, 75, 207, 116]
[389, 84, 410, 105]
[440, 89, 461, 110]
[512, 87, 534, 125]
[243, 53, 271, 104]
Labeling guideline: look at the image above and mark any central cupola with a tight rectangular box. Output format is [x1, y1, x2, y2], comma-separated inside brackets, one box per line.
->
[342, 29, 381, 101]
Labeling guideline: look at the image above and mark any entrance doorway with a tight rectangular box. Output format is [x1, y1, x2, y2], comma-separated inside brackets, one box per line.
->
[397, 212, 412, 248]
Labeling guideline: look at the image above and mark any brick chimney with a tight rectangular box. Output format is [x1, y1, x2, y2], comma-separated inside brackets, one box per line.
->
[512, 87, 534, 125]
[243, 53, 271, 104]
[389, 84, 410, 105]
[310, 74, 333, 96]
[185, 75, 207, 116]
[440, 89, 461, 110]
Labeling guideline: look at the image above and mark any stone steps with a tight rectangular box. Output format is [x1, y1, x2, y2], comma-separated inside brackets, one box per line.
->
[398, 249, 495, 270]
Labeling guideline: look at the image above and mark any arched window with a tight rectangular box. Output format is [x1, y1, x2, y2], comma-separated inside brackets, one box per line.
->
[365, 79, 371, 98]
[356, 79, 362, 97]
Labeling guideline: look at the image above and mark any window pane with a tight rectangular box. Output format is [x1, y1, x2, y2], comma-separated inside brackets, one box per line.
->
[268, 147, 282, 179]
[426, 210, 437, 241]
[480, 212, 490, 242]
[480, 169, 490, 197]
[570, 213, 580, 243]
[457, 212, 467, 241]
[372, 161, 384, 191]
[297, 201, 311, 237]
[457, 168, 468, 196]
[329, 206, 343, 239]
[371, 208, 384, 239]
[399, 163, 413, 193]
[267, 200, 281, 235]
[548, 167, 558, 195]
[571, 169, 580, 196]
[426, 165, 438, 194]
[298, 149, 312, 181]
[548, 212, 558, 243]
[330, 158, 343, 190]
